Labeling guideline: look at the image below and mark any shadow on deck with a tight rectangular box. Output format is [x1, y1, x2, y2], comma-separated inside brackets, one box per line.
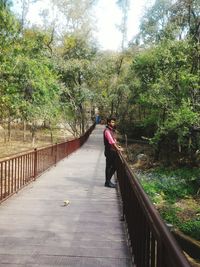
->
[0, 125, 132, 267]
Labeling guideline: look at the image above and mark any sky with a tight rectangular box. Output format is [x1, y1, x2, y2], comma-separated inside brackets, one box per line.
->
[13, 0, 155, 51]
[94, 0, 154, 50]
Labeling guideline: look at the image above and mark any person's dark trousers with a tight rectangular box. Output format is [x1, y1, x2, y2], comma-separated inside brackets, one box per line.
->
[105, 150, 117, 184]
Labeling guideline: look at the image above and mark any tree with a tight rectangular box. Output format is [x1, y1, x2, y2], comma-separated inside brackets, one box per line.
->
[56, 34, 97, 134]
[0, 1, 21, 140]
[50, 0, 97, 38]
[116, 0, 130, 50]
[139, 0, 172, 44]
[167, 0, 200, 42]
[15, 0, 40, 30]
[15, 29, 61, 144]
[139, 0, 200, 45]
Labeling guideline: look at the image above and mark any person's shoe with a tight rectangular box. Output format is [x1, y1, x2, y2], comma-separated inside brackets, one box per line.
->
[104, 181, 116, 188]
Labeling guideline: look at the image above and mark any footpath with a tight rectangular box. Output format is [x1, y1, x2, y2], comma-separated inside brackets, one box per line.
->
[0, 125, 131, 267]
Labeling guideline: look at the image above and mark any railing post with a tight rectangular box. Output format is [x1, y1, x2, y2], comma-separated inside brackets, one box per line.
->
[0, 162, 3, 201]
[34, 148, 37, 180]
[55, 143, 58, 165]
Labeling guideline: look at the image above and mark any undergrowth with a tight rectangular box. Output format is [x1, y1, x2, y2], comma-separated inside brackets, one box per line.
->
[137, 167, 200, 241]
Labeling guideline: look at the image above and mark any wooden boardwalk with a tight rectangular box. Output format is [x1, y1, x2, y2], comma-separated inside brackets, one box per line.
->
[0, 126, 132, 267]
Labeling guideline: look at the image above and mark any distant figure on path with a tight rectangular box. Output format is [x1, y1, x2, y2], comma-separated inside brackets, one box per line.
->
[103, 117, 122, 188]
[95, 114, 101, 124]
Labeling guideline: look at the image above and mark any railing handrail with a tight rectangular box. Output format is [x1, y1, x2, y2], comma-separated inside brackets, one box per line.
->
[117, 151, 191, 267]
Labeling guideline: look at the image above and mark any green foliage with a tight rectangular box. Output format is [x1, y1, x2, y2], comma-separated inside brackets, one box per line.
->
[1, 0, 199, 165]
[138, 167, 200, 240]
[113, 0, 200, 166]
[139, 0, 200, 44]
[159, 206, 182, 225]
[139, 167, 199, 204]
[162, 210, 200, 241]
[151, 101, 199, 146]
[179, 220, 200, 241]
[63, 35, 97, 60]
[139, 0, 172, 44]
[121, 37, 200, 162]
[0, 6, 61, 139]
[0, 0, 100, 139]
[53, 33, 98, 134]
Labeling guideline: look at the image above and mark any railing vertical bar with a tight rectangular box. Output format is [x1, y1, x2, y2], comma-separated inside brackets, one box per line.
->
[21, 156, 24, 185]
[14, 158, 16, 192]
[18, 156, 21, 188]
[16, 157, 18, 190]
[24, 155, 26, 183]
[8, 160, 10, 196]
[29, 153, 31, 179]
[4, 161, 7, 197]
[145, 224, 151, 267]
[157, 240, 163, 267]
[22, 155, 24, 183]
[150, 232, 155, 267]
[34, 148, 37, 180]
[31, 153, 33, 178]
[0, 162, 3, 200]
[20, 156, 22, 187]
[28, 153, 30, 181]
[18, 157, 20, 190]
[11, 159, 14, 194]
[24, 154, 26, 182]
[15, 158, 17, 191]
[26, 154, 28, 182]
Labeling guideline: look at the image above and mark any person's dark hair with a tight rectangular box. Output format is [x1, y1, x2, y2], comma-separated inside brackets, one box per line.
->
[107, 117, 116, 124]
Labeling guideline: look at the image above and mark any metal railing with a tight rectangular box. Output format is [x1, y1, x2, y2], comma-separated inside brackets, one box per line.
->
[0, 123, 95, 203]
[116, 151, 191, 267]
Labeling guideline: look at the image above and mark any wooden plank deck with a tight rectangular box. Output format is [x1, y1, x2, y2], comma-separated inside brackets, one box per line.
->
[0, 125, 132, 267]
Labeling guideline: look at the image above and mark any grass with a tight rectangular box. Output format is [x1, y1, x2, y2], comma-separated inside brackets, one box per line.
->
[136, 167, 200, 241]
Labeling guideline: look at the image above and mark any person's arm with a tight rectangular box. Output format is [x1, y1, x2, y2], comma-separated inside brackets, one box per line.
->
[112, 142, 122, 152]
[105, 130, 123, 151]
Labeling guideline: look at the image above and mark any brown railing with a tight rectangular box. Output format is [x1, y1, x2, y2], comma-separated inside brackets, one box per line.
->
[0, 123, 95, 203]
[116, 152, 191, 267]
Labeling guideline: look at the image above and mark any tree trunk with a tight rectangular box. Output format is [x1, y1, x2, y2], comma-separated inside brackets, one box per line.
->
[111, 101, 114, 116]
[143, 107, 146, 119]
[138, 106, 141, 120]
[31, 122, 36, 147]
[154, 140, 162, 161]
[50, 124, 53, 144]
[79, 104, 85, 134]
[162, 107, 166, 123]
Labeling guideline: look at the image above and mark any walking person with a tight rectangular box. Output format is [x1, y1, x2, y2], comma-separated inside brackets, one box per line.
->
[103, 117, 122, 188]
